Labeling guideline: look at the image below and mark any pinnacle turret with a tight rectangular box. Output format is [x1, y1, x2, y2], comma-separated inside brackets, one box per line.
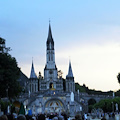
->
[30, 60, 37, 79]
[67, 60, 73, 77]
[47, 23, 54, 50]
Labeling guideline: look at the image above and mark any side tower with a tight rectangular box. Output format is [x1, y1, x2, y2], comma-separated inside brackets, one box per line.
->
[66, 60, 75, 92]
[29, 61, 38, 93]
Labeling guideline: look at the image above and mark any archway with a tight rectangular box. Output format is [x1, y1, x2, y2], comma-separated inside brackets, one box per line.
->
[88, 98, 97, 113]
[88, 98, 96, 105]
[44, 99, 65, 113]
[50, 82, 53, 89]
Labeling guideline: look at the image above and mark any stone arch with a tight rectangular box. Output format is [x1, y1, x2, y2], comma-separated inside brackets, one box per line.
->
[49, 82, 53, 89]
[88, 98, 96, 105]
[44, 98, 65, 113]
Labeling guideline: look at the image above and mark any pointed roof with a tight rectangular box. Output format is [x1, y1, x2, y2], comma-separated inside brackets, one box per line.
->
[30, 60, 37, 79]
[47, 23, 54, 43]
[67, 60, 74, 77]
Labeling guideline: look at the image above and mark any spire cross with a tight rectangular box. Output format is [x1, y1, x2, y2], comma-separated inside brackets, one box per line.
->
[49, 18, 51, 24]
[69, 56, 71, 63]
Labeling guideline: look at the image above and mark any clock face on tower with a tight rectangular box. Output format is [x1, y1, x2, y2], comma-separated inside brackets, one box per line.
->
[49, 70, 53, 74]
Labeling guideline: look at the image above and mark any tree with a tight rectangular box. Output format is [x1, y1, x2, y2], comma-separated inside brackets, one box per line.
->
[0, 37, 21, 98]
[18, 102, 25, 115]
[0, 37, 11, 53]
[92, 99, 112, 112]
[91, 97, 120, 113]
[117, 73, 120, 84]
[58, 70, 63, 78]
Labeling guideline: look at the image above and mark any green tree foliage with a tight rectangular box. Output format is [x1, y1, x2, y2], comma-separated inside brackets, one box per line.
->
[0, 100, 11, 111]
[90, 97, 120, 113]
[0, 100, 15, 113]
[75, 83, 113, 96]
[91, 99, 112, 112]
[75, 83, 86, 92]
[115, 89, 120, 96]
[0, 37, 21, 98]
[0, 37, 10, 53]
[88, 99, 97, 113]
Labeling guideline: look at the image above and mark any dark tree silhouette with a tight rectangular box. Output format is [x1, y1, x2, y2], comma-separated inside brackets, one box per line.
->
[0, 37, 21, 98]
[117, 73, 120, 84]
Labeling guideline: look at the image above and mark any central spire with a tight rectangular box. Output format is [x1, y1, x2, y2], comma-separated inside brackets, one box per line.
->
[47, 23, 54, 43]
[47, 22, 54, 50]
[48, 23, 53, 40]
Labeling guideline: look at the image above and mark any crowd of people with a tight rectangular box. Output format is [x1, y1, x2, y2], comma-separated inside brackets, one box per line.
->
[1, 110, 118, 120]
[0, 112, 84, 120]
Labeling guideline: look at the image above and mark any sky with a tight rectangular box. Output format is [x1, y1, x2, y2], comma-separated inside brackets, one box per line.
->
[0, 0, 120, 91]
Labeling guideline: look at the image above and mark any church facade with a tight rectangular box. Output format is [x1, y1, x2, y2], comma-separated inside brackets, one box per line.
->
[27, 24, 82, 116]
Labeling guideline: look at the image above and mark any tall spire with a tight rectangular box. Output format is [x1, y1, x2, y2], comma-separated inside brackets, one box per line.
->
[30, 60, 37, 79]
[47, 22, 54, 43]
[47, 22, 54, 50]
[67, 60, 73, 77]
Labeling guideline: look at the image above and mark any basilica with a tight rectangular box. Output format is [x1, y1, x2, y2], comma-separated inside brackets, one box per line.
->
[27, 24, 82, 116]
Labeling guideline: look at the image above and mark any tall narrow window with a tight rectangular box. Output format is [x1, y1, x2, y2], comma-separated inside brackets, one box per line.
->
[49, 52, 50, 61]
[32, 84, 34, 92]
[51, 51, 53, 61]
[71, 83, 72, 92]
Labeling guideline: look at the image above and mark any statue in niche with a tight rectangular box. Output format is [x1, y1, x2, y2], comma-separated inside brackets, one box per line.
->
[77, 89, 79, 95]
[32, 105, 36, 115]
[116, 103, 118, 111]
[38, 102, 42, 113]
[7, 105, 10, 114]
[71, 92, 74, 102]
[52, 84, 54, 89]
[67, 102, 70, 112]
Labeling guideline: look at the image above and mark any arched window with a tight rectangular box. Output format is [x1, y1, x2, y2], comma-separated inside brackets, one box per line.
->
[49, 54, 50, 61]
[50, 83, 53, 89]
[51, 51, 53, 61]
